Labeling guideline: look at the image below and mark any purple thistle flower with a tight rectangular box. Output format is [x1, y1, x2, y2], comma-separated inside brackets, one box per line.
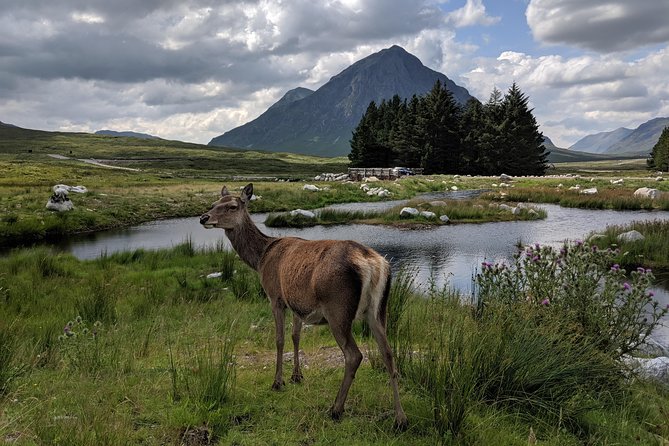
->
[541, 298, 550, 306]
[647, 291, 655, 297]
[532, 255, 540, 262]
[575, 239, 583, 246]
[646, 268, 652, 274]
[637, 267, 646, 274]
[623, 282, 631, 291]
[535, 243, 541, 250]
[611, 264, 620, 272]
[591, 245, 598, 252]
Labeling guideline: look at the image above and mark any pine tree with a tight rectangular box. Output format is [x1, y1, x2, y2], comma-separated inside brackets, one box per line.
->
[479, 88, 505, 175]
[419, 80, 462, 174]
[498, 83, 548, 176]
[459, 98, 485, 174]
[649, 126, 669, 171]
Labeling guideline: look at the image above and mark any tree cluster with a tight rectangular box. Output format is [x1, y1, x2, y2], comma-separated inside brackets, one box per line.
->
[348, 81, 549, 176]
[647, 126, 669, 172]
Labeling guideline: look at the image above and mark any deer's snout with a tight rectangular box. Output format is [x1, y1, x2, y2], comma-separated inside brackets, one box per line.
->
[199, 214, 210, 225]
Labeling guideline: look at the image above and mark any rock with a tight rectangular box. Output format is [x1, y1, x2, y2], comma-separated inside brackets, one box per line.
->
[498, 204, 514, 212]
[633, 187, 661, 199]
[439, 215, 450, 223]
[206, 272, 223, 279]
[500, 173, 512, 181]
[610, 178, 624, 185]
[377, 189, 391, 197]
[289, 209, 316, 219]
[429, 201, 447, 207]
[568, 185, 581, 190]
[627, 356, 669, 384]
[250, 194, 261, 201]
[528, 209, 538, 217]
[53, 184, 87, 194]
[303, 184, 320, 192]
[580, 187, 598, 195]
[46, 186, 74, 212]
[491, 183, 498, 187]
[511, 207, 521, 215]
[588, 233, 606, 241]
[656, 177, 664, 182]
[499, 183, 511, 188]
[364, 176, 380, 182]
[419, 211, 436, 219]
[617, 230, 645, 242]
[400, 207, 419, 218]
[450, 186, 458, 191]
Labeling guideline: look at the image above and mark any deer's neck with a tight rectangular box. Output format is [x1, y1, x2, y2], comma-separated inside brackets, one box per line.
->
[225, 213, 274, 271]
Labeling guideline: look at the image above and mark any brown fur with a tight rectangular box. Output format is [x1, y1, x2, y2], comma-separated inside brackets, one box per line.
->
[200, 184, 407, 429]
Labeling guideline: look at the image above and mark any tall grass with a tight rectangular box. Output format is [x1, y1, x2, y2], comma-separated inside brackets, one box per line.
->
[590, 219, 669, 270]
[0, 320, 24, 395]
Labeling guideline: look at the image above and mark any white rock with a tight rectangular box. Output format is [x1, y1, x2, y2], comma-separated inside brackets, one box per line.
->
[400, 207, 419, 218]
[377, 190, 391, 197]
[627, 356, 669, 384]
[419, 211, 437, 219]
[206, 272, 223, 279]
[580, 187, 598, 195]
[439, 215, 450, 223]
[289, 209, 316, 218]
[656, 177, 664, 182]
[364, 176, 380, 182]
[568, 185, 581, 190]
[499, 182, 510, 188]
[450, 186, 458, 191]
[617, 230, 645, 242]
[528, 209, 538, 217]
[500, 173, 512, 181]
[511, 207, 521, 215]
[498, 204, 514, 211]
[46, 200, 73, 212]
[303, 184, 320, 192]
[491, 183, 498, 187]
[610, 178, 624, 185]
[633, 187, 661, 199]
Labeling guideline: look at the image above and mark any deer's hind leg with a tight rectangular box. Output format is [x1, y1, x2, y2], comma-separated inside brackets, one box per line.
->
[271, 298, 287, 390]
[290, 313, 303, 383]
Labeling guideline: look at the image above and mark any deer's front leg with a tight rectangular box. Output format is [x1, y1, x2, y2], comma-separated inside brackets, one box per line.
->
[290, 313, 303, 383]
[271, 299, 286, 390]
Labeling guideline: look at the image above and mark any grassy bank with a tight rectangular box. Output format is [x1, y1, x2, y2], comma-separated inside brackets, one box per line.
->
[1, 242, 667, 445]
[265, 199, 546, 228]
[589, 219, 669, 271]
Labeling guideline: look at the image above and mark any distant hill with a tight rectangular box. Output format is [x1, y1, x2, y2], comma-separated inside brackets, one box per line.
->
[569, 127, 633, 154]
[608, 117, 669, 155]
[209, 45, 475, 157]
[541, 136, 626, 163]
[569, 117, 669, 156]
[0, 121, 17, 128]
[95, 130, 161, 140]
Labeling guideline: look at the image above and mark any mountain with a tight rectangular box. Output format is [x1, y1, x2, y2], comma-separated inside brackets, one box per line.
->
[569, 127, 633, 154]
[607, 117, 669, 155]
[569, 117, 669, 156]
[95, 130, 161, 139]
[209, 45, 475, 156]
[0, 121, 17, 128]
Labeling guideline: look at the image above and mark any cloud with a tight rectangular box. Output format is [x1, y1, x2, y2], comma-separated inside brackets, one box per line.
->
[527, 0, 669, 53]
[463, 45, 669, 147]
[447, 0, 500, 28]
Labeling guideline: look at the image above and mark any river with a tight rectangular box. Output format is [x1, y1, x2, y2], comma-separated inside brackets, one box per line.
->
[43, 195, 669, 346]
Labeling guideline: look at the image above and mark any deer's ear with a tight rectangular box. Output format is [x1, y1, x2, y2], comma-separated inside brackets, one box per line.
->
[221, 186, 230, 197]
[240, 183, 253, 203]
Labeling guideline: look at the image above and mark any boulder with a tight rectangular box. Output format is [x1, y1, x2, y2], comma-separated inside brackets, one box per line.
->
[419, 211, 437, 219]
[289, 209, 316, 219]
[303, 184, 320, 192]
[450, 186, 458, 191]
[656, 176, 664, 182]
[498, 204, 514, 212]
[500, 173, 512, 181]
[400, 207, 419, 218]
[580, 187, 598, 195]
[633, 187, 661, 199]
[46, 186, 73, 212]
[364, 176, 380, 182]
[439, 215, 450, 223]
[511, 207, 521, 215]
[377, 189, 391, 198]
[617, 230, 645, 242]
[627, 356, 669, 384]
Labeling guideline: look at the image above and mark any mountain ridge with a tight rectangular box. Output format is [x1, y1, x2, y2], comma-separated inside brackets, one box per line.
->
[209, 45, 475, 156]
[569, 117, 669, 156]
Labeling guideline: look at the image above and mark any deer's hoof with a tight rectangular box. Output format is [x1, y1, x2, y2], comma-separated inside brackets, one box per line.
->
[393, 416, 408, 432]
[271, 380, 285, 391]
[290, 373, 303, 384]
[328, 407, 343, 422]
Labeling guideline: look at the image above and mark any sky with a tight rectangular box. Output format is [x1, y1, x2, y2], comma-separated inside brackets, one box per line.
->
[1, 0, 668, 149]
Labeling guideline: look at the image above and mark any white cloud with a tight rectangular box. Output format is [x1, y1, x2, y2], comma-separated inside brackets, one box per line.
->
[463, 45, 669, 147]
[447, 0, 500, 28]
[527, 0, 669, 53]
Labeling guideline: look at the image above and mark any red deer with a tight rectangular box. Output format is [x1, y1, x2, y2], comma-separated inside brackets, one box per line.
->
[200, 184, 407, 428]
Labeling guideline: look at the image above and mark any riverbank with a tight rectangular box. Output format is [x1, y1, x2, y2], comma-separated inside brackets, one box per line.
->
[1, 243, 667, 444]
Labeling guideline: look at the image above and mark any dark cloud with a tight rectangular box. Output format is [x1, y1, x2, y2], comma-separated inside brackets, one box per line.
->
[527, 0, 669, 53]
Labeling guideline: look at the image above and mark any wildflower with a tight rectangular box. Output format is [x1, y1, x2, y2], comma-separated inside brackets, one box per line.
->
[575, 239, 583, 246]
[532, 255, 540, 262]
[647, 291, 655, 298]
[646, 268, 652, 274]
[637, 267, 646, 274]
[541, 298, 550, 306]
[591, 245, 598, 252]
[611, 264, 620, 272]
[535, 243, 541, 250]
[623, 282, 631, 291]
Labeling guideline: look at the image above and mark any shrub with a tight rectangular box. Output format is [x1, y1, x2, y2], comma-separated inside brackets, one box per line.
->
[476, 240, 668, 358]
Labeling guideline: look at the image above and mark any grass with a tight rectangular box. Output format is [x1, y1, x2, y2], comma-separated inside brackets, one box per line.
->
[265, 199, 546, 228]
[0, 243, 667, 445]
[590, 219, 669, 271]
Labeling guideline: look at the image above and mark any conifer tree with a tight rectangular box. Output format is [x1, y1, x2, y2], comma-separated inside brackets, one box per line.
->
[648, 126, 669, 171]
[419, 80, 462, 174]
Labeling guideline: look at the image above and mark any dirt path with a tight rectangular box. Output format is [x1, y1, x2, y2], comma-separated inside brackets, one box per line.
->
[48, 154, 140, 171]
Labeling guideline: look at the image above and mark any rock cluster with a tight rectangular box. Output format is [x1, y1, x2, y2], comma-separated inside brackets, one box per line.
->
[46, 184, 87, 212]
[314, 173, 349, 181]
[360, 183, 391, 197]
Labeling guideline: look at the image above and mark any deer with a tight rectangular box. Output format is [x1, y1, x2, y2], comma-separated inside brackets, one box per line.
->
[199, 183, 408, 429]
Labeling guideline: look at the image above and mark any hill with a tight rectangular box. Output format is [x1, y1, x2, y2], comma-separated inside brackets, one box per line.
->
[569, 127, 633, 154]
[209, 45, 475, 157]
[95, 130, 162, 139]
[569, 117, 669, 156]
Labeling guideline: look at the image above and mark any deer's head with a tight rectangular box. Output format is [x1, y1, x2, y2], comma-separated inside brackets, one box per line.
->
[200, 183, 253, 230]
